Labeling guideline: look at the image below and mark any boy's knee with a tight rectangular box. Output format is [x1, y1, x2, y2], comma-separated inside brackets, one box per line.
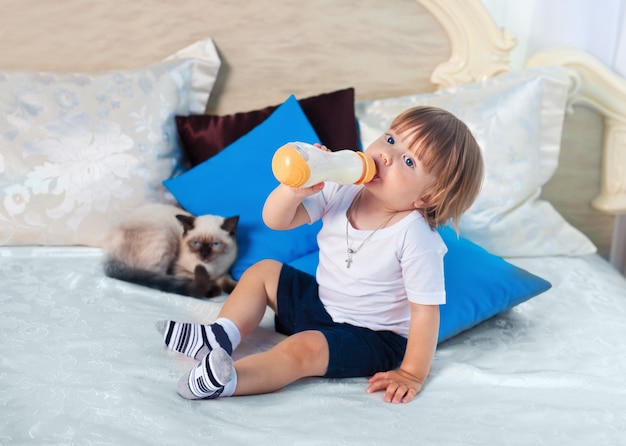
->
[283, 331, 329, 373]
[247, 259, 282, 276]
[238, 259, 282, 284]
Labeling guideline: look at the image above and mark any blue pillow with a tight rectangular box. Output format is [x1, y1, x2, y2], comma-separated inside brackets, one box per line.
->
[287, 226, 551, 342]
[436, 226, 551, 341]
[287, 250, 320, 276]
[165, 95, 322, 279]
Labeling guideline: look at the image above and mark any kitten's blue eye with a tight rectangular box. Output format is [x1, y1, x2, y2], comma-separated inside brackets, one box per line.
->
[212, 242, 222, 248]
[404, 156, 415, 168]
[191, 241, 201, 248]
[386, 135, 395, 145]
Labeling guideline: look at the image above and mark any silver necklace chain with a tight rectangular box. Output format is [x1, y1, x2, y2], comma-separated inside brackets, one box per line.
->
[345, 192, 394, 268]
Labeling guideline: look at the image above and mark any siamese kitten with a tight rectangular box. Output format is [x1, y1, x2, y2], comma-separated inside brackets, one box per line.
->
[104, 203, 239, 298]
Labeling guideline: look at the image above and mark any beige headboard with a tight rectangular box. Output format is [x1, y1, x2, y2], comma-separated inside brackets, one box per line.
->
[2, 0, 624, 259]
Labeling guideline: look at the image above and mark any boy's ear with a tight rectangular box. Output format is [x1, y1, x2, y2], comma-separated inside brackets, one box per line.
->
[414, 194, 432, 208]
[414, 193, 440, 209]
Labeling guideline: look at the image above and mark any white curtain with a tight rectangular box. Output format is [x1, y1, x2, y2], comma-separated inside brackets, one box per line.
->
[481, 0, 626, 275]
[481, 0, 626, 75]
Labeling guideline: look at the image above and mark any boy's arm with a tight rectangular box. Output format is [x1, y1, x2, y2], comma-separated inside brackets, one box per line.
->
[262, 183, 324, 230]
[366, 302, 439, 403]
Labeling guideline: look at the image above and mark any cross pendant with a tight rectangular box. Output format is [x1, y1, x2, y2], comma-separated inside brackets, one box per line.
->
[346, 248, 355, 268]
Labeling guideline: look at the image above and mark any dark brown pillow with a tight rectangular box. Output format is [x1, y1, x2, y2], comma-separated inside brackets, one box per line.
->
[175, 87, 358, 166]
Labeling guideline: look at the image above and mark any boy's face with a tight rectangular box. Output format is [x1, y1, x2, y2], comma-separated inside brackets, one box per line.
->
[363, 129, 435, 212]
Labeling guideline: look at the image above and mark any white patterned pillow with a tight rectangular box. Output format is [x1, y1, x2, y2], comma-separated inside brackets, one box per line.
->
[0, 38, 220, 246]
[356, 66, 596, 257]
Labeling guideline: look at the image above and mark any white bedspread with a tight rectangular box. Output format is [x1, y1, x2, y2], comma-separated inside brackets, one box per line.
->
[1, 246, 625, 445]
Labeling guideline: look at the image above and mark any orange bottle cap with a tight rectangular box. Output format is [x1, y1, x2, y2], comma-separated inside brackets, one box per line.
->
[271, 144, 311, 187]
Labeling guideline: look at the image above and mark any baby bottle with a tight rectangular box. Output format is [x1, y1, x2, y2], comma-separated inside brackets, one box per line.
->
[271, 142, 377, 188]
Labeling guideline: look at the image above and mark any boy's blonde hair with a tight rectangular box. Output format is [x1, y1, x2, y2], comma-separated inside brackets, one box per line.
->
[390, 106, 484, 230]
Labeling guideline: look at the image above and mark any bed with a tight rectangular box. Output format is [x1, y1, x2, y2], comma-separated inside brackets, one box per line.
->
[1, 0, 626, 444]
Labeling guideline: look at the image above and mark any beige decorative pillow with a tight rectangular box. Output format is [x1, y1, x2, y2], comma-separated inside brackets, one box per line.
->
[0, 38, 220, 246]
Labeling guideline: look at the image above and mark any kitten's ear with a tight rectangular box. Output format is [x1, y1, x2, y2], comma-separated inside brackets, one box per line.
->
[221, 216, 239, 235]
[176, 214, 195, 234]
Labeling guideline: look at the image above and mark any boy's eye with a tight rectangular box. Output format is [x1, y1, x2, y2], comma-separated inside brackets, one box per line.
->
[403, 156, 415, 168]
[386, 135, 395, 145]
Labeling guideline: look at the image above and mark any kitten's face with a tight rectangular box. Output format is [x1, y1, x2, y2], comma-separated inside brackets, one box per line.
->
[186, 233, 230, 262]
[175, 214, 239, 278]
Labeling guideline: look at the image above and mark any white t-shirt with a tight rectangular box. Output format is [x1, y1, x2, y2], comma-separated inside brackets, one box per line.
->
[302, 183, 447, 338]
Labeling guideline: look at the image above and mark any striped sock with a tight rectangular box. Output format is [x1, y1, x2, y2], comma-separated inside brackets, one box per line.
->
[177, 347, 234, 400]
[156, 317, 241, 359]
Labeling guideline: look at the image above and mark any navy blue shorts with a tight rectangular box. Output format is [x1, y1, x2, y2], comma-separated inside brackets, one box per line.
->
[275, 264, 407, 379]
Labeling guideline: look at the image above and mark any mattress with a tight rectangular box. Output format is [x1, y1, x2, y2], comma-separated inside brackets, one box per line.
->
[1, 246, 625, 445]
